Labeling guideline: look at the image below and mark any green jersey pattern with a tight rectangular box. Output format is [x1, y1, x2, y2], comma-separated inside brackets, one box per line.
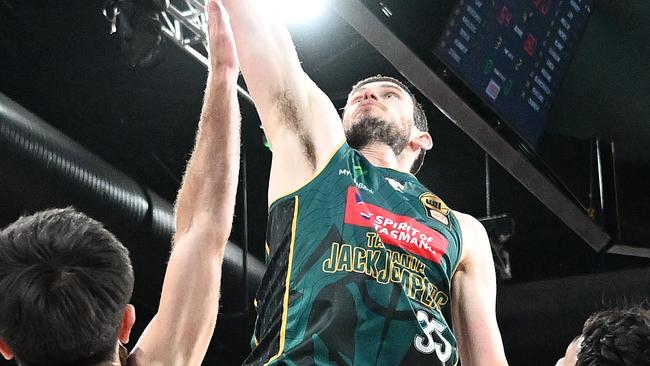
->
[245, 143, 463, 366]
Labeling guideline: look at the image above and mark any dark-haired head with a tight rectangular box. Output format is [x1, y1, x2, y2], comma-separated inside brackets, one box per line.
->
[0, 207, 135, 365]
[343, 75, 431, 174]
[349, 76, 428, 133]
[576, 306, 650, 366]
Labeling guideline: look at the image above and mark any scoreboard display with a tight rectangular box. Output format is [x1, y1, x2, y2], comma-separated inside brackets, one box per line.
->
[360, 0, 593, 146]
[434, 0, 593, 144]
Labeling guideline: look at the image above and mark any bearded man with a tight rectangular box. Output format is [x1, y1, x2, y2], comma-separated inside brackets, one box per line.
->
[220, 1, 508, 364]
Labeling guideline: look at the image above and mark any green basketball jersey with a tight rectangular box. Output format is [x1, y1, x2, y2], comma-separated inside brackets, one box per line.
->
[245, 142, 463, 366]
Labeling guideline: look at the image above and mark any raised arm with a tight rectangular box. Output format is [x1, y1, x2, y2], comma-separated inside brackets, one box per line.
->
[451, 212, 509, 366]
[128, 1, 240, 364]
[222, 0, 345, 203]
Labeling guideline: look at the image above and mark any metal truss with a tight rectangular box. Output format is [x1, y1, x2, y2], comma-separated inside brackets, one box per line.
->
[160, 0, 253, 103]
[160, 0, 210, 67]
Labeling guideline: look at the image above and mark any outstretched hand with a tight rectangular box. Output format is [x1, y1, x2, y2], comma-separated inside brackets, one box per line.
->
[206, 0, 238, 72]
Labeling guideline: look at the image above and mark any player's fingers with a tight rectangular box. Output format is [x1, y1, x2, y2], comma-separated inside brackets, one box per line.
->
[206, 0, 222, 39]
[206, 0, 236, 64]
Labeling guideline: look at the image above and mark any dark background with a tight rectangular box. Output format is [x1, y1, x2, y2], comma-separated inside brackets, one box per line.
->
[0, 0, 648, 364]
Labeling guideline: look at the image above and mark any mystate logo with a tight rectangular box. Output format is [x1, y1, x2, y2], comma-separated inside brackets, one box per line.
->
[343, 187, 448, 264]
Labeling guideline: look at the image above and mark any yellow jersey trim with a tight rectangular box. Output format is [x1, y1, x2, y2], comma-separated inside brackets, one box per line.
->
[263, 196, 299, 365]
[449, 210, 464, 278]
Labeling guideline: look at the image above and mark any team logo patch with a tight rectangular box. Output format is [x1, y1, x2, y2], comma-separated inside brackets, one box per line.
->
[344, 187, 448, 264]
[419, 192, 450, 226]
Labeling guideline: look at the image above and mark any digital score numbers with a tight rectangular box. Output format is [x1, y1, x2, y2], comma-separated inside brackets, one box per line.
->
[434, 0, 593, 145]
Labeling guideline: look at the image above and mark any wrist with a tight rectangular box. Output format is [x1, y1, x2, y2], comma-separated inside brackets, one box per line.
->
[209, 64, 239, 80]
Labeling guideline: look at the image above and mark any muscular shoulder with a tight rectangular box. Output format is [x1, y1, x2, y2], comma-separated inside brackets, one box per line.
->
[452, 211, 491, 272]
[453, 211, 488, 245]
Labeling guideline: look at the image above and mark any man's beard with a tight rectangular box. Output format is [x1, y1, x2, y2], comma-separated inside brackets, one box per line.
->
[345, 117, 410, 155]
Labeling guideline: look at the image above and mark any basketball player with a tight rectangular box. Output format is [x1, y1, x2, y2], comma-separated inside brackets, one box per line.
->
[0, 2, 240, 364]
[220, 0, 508, 364]
[555, 306, 650, 366]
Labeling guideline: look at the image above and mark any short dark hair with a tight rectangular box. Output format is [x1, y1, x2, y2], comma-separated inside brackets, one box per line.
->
[577, 306, 650, 366]
[350, 76, 429, 174]
[0, 207, 134, 365]
[350, 75, 428, 132]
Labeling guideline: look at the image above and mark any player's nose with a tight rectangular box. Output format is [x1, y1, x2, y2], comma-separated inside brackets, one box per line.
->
[362, 88, 379, 100]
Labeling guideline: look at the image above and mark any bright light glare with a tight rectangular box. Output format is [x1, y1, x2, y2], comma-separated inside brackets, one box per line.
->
[255, 0, 328, 25]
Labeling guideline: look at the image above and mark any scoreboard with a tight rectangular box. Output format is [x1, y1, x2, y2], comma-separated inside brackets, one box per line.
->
[359, 0, 593, 146]
[434, 0, 593, 144]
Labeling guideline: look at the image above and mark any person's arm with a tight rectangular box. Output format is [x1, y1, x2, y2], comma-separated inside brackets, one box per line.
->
[128, 1, 240, 364]
[451, 211, 508, 366]
[222, 0, 345, 204]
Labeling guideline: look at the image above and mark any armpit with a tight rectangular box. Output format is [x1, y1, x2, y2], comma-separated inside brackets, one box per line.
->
[273, 89, 317, 169]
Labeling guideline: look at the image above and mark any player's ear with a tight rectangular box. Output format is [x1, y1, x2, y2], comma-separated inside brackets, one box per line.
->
[0, 337, 14, 360]
[410, 130, 433, 152]
[118, 304, 136, 344]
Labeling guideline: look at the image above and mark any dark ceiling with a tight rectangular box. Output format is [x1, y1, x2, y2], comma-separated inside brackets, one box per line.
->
[548, 0, 650, 163]
[0, 0, 649, 364]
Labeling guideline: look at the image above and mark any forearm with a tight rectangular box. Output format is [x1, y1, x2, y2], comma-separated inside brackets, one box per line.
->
[174, 68, 240, 244]
[221, 0, 309, 130]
